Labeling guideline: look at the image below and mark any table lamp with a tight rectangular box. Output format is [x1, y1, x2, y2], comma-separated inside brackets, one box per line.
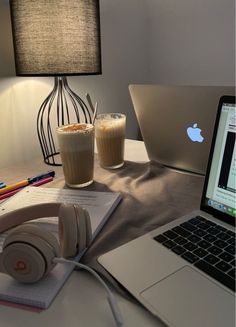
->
[9, 0, 101, 166]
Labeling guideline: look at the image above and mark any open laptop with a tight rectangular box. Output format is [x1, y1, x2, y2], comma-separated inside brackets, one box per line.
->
[129, 85, 235, 175]
[98, 96, 236, 327]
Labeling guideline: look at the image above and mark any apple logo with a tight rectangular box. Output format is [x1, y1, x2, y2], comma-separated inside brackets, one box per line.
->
[187, 123, 204, 142]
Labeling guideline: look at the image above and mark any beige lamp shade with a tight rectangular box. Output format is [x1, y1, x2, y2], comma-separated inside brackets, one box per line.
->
[10, 0, 102, 76]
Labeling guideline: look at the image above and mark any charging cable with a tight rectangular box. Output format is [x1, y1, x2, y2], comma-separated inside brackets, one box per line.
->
[53, 257, 124, 327]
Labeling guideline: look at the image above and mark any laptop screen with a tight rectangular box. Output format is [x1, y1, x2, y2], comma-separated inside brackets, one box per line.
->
[201, 96, 236, 226]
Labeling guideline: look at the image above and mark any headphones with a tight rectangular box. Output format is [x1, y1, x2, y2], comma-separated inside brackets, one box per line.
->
[0, 203, 92, 283]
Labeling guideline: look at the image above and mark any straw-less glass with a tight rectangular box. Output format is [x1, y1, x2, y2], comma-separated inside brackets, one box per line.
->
[95, 113, 126, 169]
[56, 123, 94, 188]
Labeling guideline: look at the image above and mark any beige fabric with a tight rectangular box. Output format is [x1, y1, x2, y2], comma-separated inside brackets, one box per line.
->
[80, 159, 204, 293]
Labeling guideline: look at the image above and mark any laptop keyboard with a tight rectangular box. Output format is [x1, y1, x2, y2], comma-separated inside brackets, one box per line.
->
[154, 216, 235, 292]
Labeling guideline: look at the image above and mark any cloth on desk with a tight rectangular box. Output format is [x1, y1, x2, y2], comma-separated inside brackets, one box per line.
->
[79, 159, 204, 294]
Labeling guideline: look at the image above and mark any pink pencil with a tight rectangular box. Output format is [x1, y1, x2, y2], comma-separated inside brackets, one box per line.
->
[0, 188, 23, 201]
[31, 176, 54, 186]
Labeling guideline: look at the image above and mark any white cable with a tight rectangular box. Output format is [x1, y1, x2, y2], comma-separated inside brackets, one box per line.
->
[53, 257, 124, 327]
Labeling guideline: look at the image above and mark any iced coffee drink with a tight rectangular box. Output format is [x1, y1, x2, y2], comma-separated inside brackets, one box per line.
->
[56, 123, 94, 188]
[95, 113, 126, 169]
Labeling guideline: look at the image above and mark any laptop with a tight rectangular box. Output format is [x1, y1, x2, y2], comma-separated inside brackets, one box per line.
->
[129, 84, 235, 175]
[98, 96, 236, 327]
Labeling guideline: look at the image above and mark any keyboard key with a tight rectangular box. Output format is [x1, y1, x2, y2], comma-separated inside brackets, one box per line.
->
[181, 252, 199, 264]
[162, 240, 176, 249]
[231, 259, 235, 267]
[226, 230, 235, 237]
[154, 234, 168, 243]
[208, 227, 221, 236]
[188, 234, 201, 243]
[215, 225, 227, 232]
[215, 261, 232, 273]
[227, 237, 235, 246]
[204, 254, 220, 265]
[163, 230, 178, 240]
[172, 226, 191, 238]
[204, 220, 216, 227]
[188, 217, 201, 225]
[228, 268, 235, 279]
[183, 242, 198, 251]
[196, 216, 206, 222]
[217, 232, 231, 241]
[194, 260, 235, 292]
[198, 222, 211, 230]
[193, 229, 207, 237]
[171, 245, 186, 255]
[198, 240, 211, 249]
[193, 248, 208, 258]
[225, 245, 235, 255]
[180, 222, 197, 232]
[175, 236, 188, 245]
[219, 252, 234, 263]
[208, 246, 222, 256]
[214, 239, 228, 249]
[203, 234, 217, 243]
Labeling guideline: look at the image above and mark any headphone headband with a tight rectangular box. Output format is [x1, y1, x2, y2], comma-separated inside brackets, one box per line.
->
[0, 203, 61, 233]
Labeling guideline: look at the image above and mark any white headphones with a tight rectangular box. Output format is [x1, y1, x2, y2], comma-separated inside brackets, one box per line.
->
[0, 203, 92, 283]
[0, 202, 124, 326]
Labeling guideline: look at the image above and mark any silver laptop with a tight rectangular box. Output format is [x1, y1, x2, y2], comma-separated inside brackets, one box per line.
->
[129, 84, 235, 175]
[98, 96, 236, 327]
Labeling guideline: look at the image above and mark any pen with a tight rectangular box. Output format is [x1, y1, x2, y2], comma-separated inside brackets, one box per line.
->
[0, 183, 6, 189]
[0, 180, 29, 196]
[0, 176, 54, 201]
[28, 170, 55, 183]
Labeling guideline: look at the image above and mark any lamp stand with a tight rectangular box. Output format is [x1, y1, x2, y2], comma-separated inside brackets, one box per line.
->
[37, 76, 92, 166]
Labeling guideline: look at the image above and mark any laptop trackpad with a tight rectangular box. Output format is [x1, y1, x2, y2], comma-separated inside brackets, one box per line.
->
[140, 266, 234, 327]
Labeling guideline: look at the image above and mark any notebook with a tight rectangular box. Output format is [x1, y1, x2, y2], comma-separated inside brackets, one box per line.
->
[99, 96, 236, 327]
[129, 84, 235, 175]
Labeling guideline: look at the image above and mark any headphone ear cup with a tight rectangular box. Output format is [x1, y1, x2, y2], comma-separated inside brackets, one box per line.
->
[58, 204, 79, 257]
[73, 206, 92, 252]
[2, 224, 59, 283]
[83, 209, 92, 247]
[3, 224, 60, 257]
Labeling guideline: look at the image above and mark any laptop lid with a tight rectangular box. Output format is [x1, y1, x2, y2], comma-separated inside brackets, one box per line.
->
[201, 95, 236, 227]
[129, 84, 235, 175]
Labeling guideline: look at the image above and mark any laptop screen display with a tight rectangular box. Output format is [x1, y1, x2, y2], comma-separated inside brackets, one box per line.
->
[201, 97, 235, 226]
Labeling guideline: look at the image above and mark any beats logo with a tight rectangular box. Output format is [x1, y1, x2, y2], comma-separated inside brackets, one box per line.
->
[14, 260, 28, 273]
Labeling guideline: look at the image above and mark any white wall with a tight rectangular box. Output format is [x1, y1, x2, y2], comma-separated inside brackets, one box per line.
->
[0, 0, 235, 169]
[146, 0, 235, 85]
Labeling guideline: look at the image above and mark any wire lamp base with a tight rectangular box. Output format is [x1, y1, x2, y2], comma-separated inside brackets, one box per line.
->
[37, 76, 92, 166]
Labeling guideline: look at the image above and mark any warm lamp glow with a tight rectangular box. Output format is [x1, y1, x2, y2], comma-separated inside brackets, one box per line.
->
[10, 0, 101, 76]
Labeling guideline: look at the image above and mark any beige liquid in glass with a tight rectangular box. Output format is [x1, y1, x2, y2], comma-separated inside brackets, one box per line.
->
[57, 123, 94, 188]
[95, 114, 126, 169]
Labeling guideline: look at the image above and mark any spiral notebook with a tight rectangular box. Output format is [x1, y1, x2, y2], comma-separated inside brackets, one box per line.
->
[0, 187, 121, 309]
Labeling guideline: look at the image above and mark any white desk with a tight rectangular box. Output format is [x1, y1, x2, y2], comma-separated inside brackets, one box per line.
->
[0, 140, 165, 327]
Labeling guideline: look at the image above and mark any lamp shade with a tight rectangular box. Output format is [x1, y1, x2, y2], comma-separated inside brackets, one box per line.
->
[10, 0, 101, 76]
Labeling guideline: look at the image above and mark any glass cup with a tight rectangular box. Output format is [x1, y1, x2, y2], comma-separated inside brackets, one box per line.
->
[95, 113, 126, 169]
[56, 123, 94, 188]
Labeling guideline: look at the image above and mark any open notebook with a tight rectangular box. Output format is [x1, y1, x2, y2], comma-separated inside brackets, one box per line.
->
[0, 187, 121, 309]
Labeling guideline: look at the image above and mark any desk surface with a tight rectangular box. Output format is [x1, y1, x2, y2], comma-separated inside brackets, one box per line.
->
[0, 140, 165, 327]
